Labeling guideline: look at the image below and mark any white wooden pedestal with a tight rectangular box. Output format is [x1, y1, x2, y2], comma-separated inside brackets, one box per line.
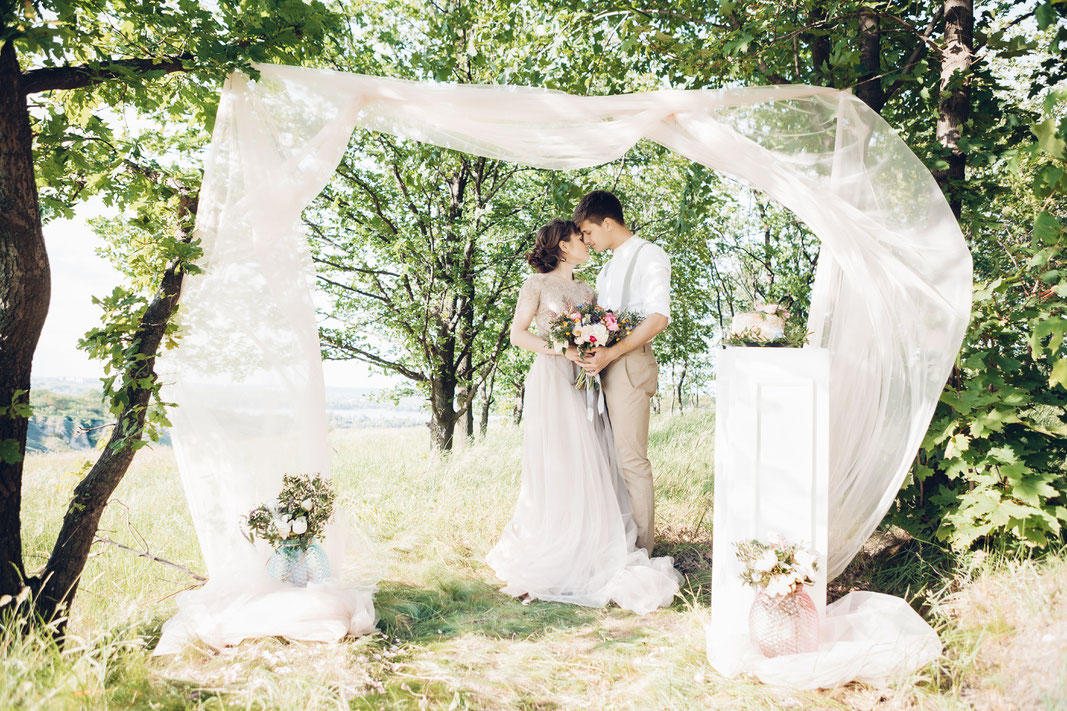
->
[707, 347, 830, 676]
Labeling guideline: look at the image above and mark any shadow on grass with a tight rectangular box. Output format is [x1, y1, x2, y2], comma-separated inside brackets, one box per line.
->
[655, 532, 714, 608]
[654, 523, 967, 620]
[374, 577, 601, 643]
[830, 529, 963, 617]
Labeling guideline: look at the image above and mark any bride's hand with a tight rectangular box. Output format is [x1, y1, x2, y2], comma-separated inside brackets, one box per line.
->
[563, 345, 584, 363]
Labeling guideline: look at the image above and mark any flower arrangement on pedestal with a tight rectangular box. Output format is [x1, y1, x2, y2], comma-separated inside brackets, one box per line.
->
[245, 473, 336, 586]
[724, 297, 809, 348]
[735, 535, 820, 657]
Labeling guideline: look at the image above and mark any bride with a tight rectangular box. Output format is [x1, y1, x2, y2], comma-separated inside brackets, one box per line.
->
[486, 218, 683, 615]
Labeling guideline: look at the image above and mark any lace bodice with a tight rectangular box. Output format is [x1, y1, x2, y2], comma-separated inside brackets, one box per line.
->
[516, 273, 596, 336]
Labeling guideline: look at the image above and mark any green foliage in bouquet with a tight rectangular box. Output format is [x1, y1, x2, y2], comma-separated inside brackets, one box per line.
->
[245, 474, 336, 550]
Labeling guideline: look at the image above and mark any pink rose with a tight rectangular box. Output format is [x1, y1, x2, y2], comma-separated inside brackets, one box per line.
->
[604, 313, 619, 331]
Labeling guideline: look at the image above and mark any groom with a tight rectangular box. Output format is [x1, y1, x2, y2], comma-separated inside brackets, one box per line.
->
[574, 190, 671, 555]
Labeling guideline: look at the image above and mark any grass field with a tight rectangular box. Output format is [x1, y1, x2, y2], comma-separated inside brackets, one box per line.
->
[6, 409, 1067, 710]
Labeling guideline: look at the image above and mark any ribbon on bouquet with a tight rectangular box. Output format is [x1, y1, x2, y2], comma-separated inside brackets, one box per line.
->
[584, 375, 606, 422]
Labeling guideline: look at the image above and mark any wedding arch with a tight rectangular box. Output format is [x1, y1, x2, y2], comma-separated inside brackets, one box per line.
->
[154, 63, 971, 653]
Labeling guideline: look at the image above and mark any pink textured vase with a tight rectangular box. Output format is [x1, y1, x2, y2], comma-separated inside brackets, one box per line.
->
[749, 587, 819, 657]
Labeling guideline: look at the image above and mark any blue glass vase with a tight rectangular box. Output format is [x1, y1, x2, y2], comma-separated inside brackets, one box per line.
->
[267, 540, 330, 587]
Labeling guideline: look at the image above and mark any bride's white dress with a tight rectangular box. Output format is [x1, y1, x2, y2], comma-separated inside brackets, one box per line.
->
[487, 273, 682, 615]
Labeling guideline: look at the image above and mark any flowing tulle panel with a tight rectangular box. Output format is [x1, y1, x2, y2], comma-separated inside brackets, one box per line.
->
[487, 355, 682, 614]
[154, 72, 378, 653]
[157, 64, 970, 649]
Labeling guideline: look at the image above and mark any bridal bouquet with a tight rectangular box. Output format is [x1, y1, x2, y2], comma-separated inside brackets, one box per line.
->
[547, 303, 640, 389]
[245, 473, 336, 550]
[734, 535, 818, 597]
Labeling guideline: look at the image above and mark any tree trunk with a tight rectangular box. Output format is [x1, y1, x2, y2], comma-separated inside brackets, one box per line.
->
[676, 362, 688, 415]
[808, 4, 831, 83]
[429, 372, 459, 452]
[856, 10, 886, 113]
[479, 369, 495, 437]
[934, 0, 973, 219]
[511, 380, 525, 425]
[463, 382, 475, 438]
[0, 39, 50, 604]
[34, 194, 196, 624]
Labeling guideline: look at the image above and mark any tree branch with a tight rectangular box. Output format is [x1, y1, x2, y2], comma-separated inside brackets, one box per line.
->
[21, 54, 195, 95]
[93, 536, 206, 582]
[323, 337, 426, 382]
[884, 7, 944, 101]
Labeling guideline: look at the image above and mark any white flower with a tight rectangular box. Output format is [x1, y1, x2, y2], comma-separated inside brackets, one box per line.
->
[291, 517, 308, 535]
[766, 574, 795, 598]
[753, 548, 779, 572]
[273, 517, 291, 539]
[572, 324, 587, 344]
[795, 549, 817, 579]
[585, 323, 609, 346]
[301, 498, 314, 512]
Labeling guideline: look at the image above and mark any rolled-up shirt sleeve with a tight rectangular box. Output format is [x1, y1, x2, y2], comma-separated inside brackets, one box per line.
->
[644, 245, 672, 322]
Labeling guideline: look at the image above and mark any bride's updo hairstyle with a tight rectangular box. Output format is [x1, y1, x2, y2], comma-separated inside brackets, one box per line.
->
[527, 218, 579, 273]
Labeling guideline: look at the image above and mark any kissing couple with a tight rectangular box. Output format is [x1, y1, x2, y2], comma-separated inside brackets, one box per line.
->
[486, 190, 683, 615]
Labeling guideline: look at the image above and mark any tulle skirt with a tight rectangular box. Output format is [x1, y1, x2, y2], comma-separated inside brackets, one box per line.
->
[487, 354, 682, 615]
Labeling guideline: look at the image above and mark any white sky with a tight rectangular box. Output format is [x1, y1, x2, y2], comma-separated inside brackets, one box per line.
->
[33, 202, 392, 390]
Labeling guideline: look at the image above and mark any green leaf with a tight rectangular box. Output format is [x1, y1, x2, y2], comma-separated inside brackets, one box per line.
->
[1052, 359, 1067, 389]
[1037, 2, 1057, 30]
[1013, 476, 1059, 506]
[1034, 118, 1067, 160]
[1034, 211, 1064, 245]
[0, 439, 23, 464]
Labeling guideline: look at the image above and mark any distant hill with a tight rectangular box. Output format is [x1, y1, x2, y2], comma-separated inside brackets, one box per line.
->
[325, 386, 428, 429]
[27, 387, 115, 453]
[25, 378, 428, 453]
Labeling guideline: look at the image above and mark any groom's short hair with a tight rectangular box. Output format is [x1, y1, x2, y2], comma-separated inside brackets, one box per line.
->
[573, 190, 625, 227]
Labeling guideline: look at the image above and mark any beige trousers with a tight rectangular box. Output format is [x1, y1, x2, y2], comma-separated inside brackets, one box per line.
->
[601, 343, 658, 554]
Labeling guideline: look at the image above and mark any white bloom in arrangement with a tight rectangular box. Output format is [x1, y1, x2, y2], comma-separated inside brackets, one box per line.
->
[754, 548, 779, 572]
[273, 517, 291, 539]
[291, 517, 308, 535]
[585, 323, 610, 346]
[572, 324, 587, 345]
[795, 549, 817, 579]
[301, 498, 314, 512]
[766, 574, 795, 598]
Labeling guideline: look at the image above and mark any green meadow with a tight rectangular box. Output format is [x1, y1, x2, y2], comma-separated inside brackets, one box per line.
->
[7, 410, 1066, 710]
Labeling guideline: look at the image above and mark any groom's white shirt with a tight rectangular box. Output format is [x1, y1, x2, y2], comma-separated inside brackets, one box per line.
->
[595, 235, 672, 322]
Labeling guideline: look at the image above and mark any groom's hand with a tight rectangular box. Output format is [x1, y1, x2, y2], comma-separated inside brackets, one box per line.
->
[581, 346, 616, 376]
